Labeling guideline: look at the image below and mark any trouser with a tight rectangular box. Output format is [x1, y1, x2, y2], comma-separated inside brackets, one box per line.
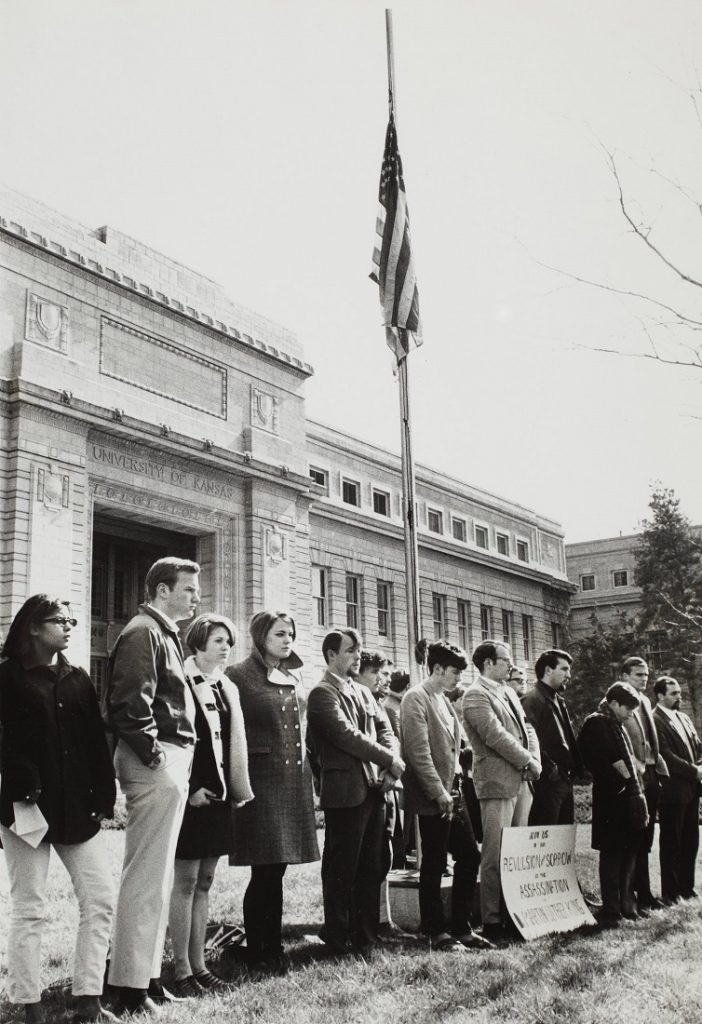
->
[243, 863, 288, 958]
[659, 797, 700, 900]
[633, 778, 659, 904]
[321, 789, 386, 951]
[417, 805, 480, 936]
[478, 783, 532, 926]
[599, 846, 637, 916]
[0, 825, 114, 1005]
[528, 776, 574, 826]
[108, 740, 192, 990]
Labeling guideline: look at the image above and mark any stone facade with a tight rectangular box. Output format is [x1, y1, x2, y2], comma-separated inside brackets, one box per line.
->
[0, 187, 573, 686]
[566, 534, 642, 639]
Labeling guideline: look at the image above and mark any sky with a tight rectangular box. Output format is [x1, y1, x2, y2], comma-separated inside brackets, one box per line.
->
[2, 0, 702, 542]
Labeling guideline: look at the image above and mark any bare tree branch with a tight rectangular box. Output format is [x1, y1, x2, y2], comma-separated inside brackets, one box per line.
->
[608, 151, 702, 289]
[657, 590, 702, 629]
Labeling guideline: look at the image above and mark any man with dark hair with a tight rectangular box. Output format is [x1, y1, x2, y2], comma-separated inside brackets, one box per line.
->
[461, 640, 541, 944]
[521, 649, 582, 826]
[652, 676, 702, 903]
[579, 682, 649, 926]
[619, 656, 669, 913]
[307, 630, 404, 954]
[105, 557, 200, 1014]
[384, 670, 410, 738]
[400, 642, 489, 951]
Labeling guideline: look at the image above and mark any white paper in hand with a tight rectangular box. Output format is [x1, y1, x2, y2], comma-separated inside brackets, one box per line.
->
[11, 802, 49, 848]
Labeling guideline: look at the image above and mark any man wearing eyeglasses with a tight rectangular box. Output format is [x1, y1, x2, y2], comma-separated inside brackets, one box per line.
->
[461, 641, 541, 945]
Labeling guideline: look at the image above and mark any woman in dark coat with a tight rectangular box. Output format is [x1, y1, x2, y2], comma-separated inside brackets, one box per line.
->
[0, 595, 116, 1024]
[226, 610, 319, 969]
[578, 681, 649, 925]
[167, 613, 253, 996]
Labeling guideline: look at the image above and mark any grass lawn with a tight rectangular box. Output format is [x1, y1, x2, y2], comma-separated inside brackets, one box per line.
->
[2, 825, 702, 1024]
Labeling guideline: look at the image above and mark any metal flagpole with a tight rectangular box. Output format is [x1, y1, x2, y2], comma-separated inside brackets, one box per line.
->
[385, 9, 422, 687]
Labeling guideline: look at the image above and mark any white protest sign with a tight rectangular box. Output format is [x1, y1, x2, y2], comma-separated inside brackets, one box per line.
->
[500, 824, 595, 940]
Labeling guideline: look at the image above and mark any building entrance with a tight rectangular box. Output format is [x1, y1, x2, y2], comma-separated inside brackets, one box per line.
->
[90, 512, 197, 696]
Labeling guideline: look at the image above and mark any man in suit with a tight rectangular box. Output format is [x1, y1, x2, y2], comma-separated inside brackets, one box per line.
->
[105, 557, 200, 1016]
[619, 656, 669, 913]
[652, 675, 702, 903]
[521, 649, 583, 826]
[400, 641, 489, 951]
[306, 629, 404, 954]
[461, 640, 541, 944]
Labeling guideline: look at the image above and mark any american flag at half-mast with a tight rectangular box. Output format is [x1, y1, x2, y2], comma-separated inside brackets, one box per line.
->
[370, 114, 423, 361]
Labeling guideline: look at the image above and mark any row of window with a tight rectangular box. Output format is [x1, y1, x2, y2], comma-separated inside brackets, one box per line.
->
[580, 569, 629, 592]
[310, 467, 530, 561]
[312, 567, 560, 660]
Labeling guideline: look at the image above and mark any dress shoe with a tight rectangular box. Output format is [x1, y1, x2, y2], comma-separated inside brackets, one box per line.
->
[23, 1004, 46, 1024]
[430, 933, 466, 953]
[147, 979, 185, 1004]
[72, 996, 119, 1023]
[594, 910, 622, 929]
[376, 921, 415, 944]
[479, 923, 510, 947]
[171, 976, 205, 998]
[681, 890, 698, 900]
[111, 989, 159, 1017]
[192, 969, 232, 992]
[638, 896, 666, 912]
[454, 930, 496, 951]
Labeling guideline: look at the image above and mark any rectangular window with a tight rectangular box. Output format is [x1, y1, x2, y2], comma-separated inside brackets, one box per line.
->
[377, 581, 392, 637]
[475, 525, 489, 550]
[346, 574, 361, 628]
[342, 478, 360, 507]
[501, 609, 512, 644]
[496, 533, 510, 556]
[522, 614, 533, 661]
[612, 570, 628, 588]
[312, 567, 327, 626]
[580, 574, 596, 592]
[551, 621, 562, 648]
[480, 604, 492, 641]
[432, 593, 447, 639]
[457, 599, 471, 651]
[516, 540, 529, 562]
[373, 489, 390, 517]
[452, 517, 467, 542]
[647, 629, 670, 672]
[309, 466, 329, 493]
[428, 508, 443, 534]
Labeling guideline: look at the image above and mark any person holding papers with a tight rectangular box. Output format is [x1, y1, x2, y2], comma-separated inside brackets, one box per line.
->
[0, 594, 116, 1024]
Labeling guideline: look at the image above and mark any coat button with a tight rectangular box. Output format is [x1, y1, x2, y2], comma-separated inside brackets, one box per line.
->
[58, 701, 64, 708]
[297, 759, 302, 765]
[285, 759, 289, 765]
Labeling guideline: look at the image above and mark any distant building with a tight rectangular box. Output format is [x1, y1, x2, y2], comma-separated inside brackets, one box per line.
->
[0, 187, 573, 686]
[566, 533, 642, 639]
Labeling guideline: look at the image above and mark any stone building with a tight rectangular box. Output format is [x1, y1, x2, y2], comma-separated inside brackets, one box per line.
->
[0, 187, 573, 686]
[566, 534, 642, 640]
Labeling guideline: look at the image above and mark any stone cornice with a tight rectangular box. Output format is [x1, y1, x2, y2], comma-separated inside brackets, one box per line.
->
[0, 378, 313, 495]
[0, 222, 314, 379]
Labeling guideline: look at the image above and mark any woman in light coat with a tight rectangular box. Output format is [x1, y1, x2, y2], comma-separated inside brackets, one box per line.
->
[168, 614, 253, 996]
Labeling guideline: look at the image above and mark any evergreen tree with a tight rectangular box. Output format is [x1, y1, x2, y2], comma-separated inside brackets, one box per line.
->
[634, 486, 702, 722]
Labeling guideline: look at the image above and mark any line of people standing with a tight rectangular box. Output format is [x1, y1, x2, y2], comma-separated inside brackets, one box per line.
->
[2, 566, 701, 1023]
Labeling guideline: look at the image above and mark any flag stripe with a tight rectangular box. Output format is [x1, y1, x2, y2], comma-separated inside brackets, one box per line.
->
[369, 115, 422, 361]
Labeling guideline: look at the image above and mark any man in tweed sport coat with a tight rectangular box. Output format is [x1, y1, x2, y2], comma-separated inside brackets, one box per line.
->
[306, 629, 404, 954]
[461, 640, 541, 944]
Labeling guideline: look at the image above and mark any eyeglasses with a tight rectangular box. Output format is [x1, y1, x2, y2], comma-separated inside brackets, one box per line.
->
[43, 616, 78, 628]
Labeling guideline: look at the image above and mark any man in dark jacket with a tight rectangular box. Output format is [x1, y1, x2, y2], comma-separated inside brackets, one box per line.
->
[652, 675, 702, 903]
[105, 557, 200, 1015]
[619, 656, 669, 913]
[306, 629, 404, 954]
[579, 683, 649, 926]
[521, 649, 582, 826]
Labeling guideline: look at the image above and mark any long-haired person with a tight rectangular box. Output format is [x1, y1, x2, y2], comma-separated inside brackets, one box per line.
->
[226, 610, 319, 971]
[168, 614, 254, 996]
[0, 596, 116, 1024]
